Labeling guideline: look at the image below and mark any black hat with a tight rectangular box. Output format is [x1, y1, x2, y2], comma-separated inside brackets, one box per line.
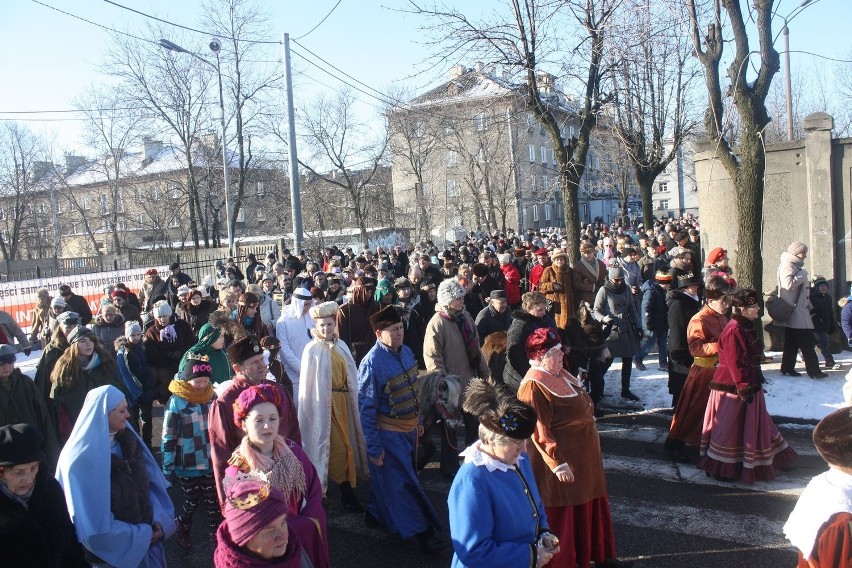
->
[369, 305, 402, 332]
[675, 271, 701, 289]
[813, 407, 852, 468]
[730, 288, 759, 308]
[0, 424, 46, 466]
[58, 284, 72, 296]
[675, 230, 690, 242]
[393, 277, 412, 290]
[169, 262, 181, 271]
[462, 379, 537, 440]
[184, 354, 213, 381]
[489, 290, 507, 300]
[227, 336, 263, 365]
[472, 263, 489, 277]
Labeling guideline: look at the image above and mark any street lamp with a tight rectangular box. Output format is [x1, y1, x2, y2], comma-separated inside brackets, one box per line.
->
[777, 0, 813, 142]
[159, 38, 234, 256]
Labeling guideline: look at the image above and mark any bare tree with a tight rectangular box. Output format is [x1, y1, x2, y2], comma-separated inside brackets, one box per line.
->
[298, 90, 389, 246]
[103, 28, 215, 248]
[0, 124, 48, 261]
[608, 0, 698, 228]
[687, 0, 781, 290]
[411, 0, 620, 265]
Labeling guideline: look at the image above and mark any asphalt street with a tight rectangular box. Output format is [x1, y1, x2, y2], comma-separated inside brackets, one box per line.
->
[152, 403, 818, 567]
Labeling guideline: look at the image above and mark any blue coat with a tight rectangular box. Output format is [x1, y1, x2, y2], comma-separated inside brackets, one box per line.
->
[449, 455, 548, 568]
[640, 280, 669, 335]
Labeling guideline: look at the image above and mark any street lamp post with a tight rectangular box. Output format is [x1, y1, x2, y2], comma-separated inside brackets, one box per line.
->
[778, 0, 813, 142]
[159, 38, 234, 256]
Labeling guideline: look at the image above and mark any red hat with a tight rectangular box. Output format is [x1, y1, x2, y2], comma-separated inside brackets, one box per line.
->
[533, 248, 548, 257]
[706, 247, 727, 266]
[223, 480, 289, 547]
[233, 384, 283, 427]
[110, 289, 128, 299]
[145, 268, 159, 276]
[524, 327, 562, 360]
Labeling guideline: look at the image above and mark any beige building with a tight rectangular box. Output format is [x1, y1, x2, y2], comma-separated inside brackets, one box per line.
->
[651, 139, 699, 218]
[389, 64, 626, 242]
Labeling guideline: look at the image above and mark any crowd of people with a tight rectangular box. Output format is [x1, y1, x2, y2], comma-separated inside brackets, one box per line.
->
[0, 215, 850, 566]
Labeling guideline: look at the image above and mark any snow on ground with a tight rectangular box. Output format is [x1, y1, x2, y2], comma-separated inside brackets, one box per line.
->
[17, 346, 852, 422]
[598, 350, 852, 422]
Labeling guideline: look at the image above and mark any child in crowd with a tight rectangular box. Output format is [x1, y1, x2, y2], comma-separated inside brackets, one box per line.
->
[810, 277, 841, 370]
[161, 354, 220, 549]
[115, 321, 157, 449]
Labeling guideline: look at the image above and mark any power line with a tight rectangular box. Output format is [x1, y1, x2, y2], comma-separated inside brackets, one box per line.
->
[31, 0, 157, 45]
[786, 50, 852, 63]
[295, 0, 344, 40]
[289, 48, 393, 107]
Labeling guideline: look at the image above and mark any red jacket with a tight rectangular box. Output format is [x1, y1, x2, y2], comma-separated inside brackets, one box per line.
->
[709, 314, 764, 399]
[501, 263, 522, 305]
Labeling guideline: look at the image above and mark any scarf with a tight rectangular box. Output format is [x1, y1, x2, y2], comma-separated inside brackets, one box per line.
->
[168, 379, 215, 405]
[160, 324, 177, 343]
[784, 468, 852, 560]
[438, 308, 482, 375]
[580, 257, 600, 281]
[234, 436, 306, 506]
[0, 478, 33, 510]
[82, 353, 101, 372]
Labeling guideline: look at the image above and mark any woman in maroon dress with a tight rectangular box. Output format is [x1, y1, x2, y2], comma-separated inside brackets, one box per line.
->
[699, 288, 797, 483]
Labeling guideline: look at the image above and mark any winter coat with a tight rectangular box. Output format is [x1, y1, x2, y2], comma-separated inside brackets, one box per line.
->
[0, 368, 60, 469]
[774, 252, 814, 329]
[0, 311, 31, 353]
[120, 341, 158, 404]
[34, 338, 67, 405]
[640, 280, 669, 334]
[176, 299, 216, 337]
[28, 302, 50, 344]
[91, 314, 127, 355]
[138, 277, 168, 312]
[405, 293, 433, 369]
[474, 305, 513, 344]
[338, 299, 380, 367]
[666, 290, 703, 376]
[423, 309, 490, 391]
[51, 357, 125, 443]
[500, 263, 522, 305]
[144, 318, 194, 372]
[0, 465, 87, 568]
[809, 290, 836, 334]
[572, 258, 606, 308]
[592, 281, 641, 358]
[62, 294, 92, 325]
[161, 392, 214, 477]
[110, 429, 154, 526]
[638, 255, 668, 283]
[709, 314, 765, 398]
[842, 299, 852, 341]
[618, 258, 644, 289]
[539, 265, 574, 329]
[503, 309, 558, 393]
[258, 293, 282, 337]
[117, 302, 142, 325]
[564, 316, 610, 374]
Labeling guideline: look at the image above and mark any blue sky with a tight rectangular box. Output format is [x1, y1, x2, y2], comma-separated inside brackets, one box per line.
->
[1, 0, 849, 155]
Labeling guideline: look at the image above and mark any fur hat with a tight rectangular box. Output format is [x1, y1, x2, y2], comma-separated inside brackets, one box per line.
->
[437, 279, 467, 307]
[787, 241, 808, 256]
[56, 311, 80, 327]
[0, 424, 45, 466]
[525, 327, 561, 361]
[812, 407, 852, 468]
[152, 300, 172, 318]
[730, 288, 759, 308]
[233, 384, 283, 428]
[551, 250, 567, 261]
[704, 273, 734, 300]
[176, 285, 192, 297]
[124, 321, 142, 336]
[393, 277, 412, 290]
[309, 301, 338, 320]
[223, 480, 289, 547]
[471, 263, 489, 278]
[369, 305, 402, 332]
[227, 335, 263, 365]
[462, 378, 538, 440]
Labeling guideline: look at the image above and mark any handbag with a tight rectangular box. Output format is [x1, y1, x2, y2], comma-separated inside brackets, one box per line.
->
[766, 272, 795, 322]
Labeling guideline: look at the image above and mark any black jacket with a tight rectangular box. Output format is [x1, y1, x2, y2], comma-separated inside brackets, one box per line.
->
[63, 293, 92, 325]
[0, 465, 87, 567]
[666, 290, 702, 377]
[503, 309, 558, 393]
[810, 291, 837, 334]
[474, 305, 512, 345]
[641, 280, 669, 334]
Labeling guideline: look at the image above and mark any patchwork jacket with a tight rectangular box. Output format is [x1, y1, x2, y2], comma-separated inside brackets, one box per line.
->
[161, 393, 215, 477]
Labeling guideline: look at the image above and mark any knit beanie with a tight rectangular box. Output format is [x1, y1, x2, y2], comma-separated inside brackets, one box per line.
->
[184, 355, 213, 382]
[437, 279, 467, 308]
[787, 241, 808, 256]
[607, 266, 625, 280]
[152, 300, 172, 318]
[223, 480, 289, 547]
[124, 321, 142, 336]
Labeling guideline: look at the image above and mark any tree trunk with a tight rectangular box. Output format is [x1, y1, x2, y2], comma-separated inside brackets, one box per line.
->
[639, 177, 653, 229]
[561, 172, 581, 265]
[733, 132, 765, 290]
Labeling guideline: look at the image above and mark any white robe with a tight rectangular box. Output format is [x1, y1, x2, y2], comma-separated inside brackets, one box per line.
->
[298, 338, 369, 493]
[276, 313, 313, 401]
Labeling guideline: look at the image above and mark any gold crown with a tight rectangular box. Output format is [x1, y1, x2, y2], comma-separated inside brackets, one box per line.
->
[228, 483, 270, 510]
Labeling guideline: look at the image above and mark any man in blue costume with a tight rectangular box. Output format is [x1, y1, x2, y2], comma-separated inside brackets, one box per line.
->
[358, 305, 444, 554]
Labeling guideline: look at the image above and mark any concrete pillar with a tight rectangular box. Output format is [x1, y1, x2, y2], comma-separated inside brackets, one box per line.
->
[803, 112, 834, 283]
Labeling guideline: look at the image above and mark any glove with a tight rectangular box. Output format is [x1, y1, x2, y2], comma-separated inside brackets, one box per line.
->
[23, 348, 31, 356]
[603, 315, 615, 324]
[635, 328, 644, 339]
[736, 386, 754, 404]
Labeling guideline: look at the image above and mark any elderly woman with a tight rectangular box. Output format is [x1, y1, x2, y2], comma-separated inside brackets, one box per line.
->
[0, 423, 87, 567]
[56, 385, 175, 567]
[449, 378, 558, 568]
[215, 479, 311, 567]
[298, 301, 368, 511]
[226, 384, 328, 568]
[504, 292, 558, 393]
[517, 328, 629, 568]
[91, 305, 126, 356]
[539, 249, 575, 330]
[50, 325, 124, 444]
[775, 241, 826, 378]
[424, 279, 491, 470]
[664, 274, 733, 462]
[593, 266, 642, 401]
[699, 289, 798, 483]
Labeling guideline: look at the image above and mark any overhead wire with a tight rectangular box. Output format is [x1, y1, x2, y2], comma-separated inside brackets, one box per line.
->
[294, 0, 344, 40]
[31, 0, 157, 45]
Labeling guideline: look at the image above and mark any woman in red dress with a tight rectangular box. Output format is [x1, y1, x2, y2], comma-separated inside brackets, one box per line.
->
[699, 288, 798, 482]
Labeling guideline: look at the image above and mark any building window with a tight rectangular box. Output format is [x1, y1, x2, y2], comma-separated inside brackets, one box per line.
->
[530, 174, 536, 192]
[445, 150, 458, 168]
[540, 146, 547, 164]
[660, 199, 669, 209]
[446, 179, 459, 197]
[526, 113, 534, 130]
[134, 188, 142, 201]
[544, 203, 551, 221]
[150, 186, 159, 200]
[528, 145, 535, 163]
[169, 183, 180, 198]
[236, 209, 245, 223]
[532, 204, 539, 222]
[474, 113, 486, 131]
[542, 175, 548, 193]
[99, 195, 109, 214]
[412, 121, 425, 139]
[658, 182, 669, 192]
[256, 182, 266, 197]
[257, 209, 266, 224]
[81, 196, 90, 210]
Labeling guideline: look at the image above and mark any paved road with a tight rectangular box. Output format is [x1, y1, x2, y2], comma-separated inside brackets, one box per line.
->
[153, 399, 818, 567]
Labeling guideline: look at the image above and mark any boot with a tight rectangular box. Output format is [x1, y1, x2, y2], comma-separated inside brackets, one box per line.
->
[415, 528, 446, 554]
[339, 481, 364, 512]
[175, 517, 192, 549]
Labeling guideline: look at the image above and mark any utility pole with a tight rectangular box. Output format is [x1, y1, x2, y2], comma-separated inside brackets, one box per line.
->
[283, 34, 303, 252]
[783, 23, 793, 141]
